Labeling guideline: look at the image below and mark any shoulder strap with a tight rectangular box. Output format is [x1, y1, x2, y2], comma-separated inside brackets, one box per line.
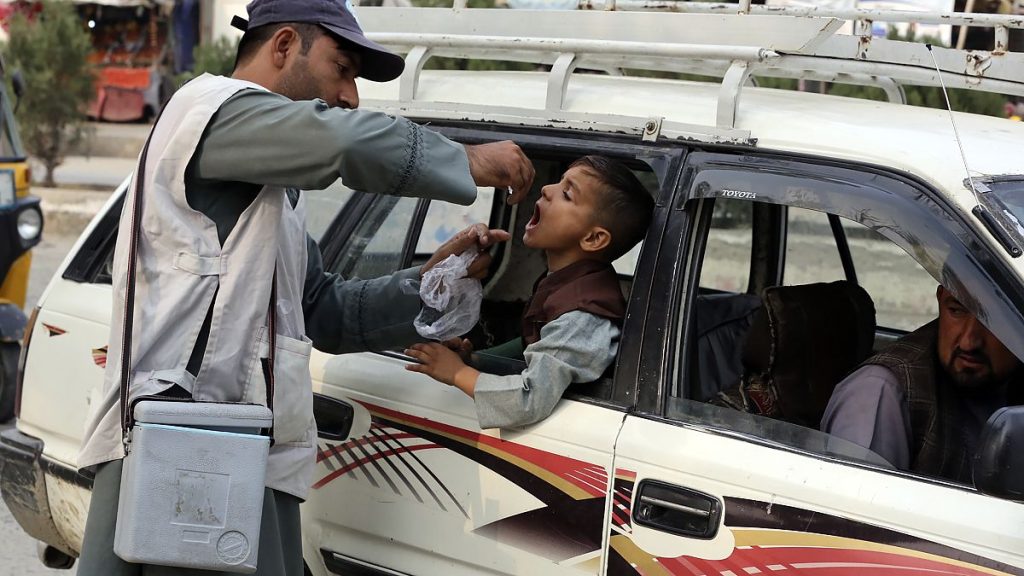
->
[118, 116, 277, 444]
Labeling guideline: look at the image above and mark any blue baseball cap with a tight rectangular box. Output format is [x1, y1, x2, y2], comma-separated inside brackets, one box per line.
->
[231, 0, 405, 82]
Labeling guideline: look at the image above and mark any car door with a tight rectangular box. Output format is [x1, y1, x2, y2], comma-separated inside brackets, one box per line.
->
[302, 139, 680, 576]
[16, 179, 357, 555]
[604, 152, 1024, 575]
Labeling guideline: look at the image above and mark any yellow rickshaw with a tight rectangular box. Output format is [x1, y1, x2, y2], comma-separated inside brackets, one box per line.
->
[0, 54, 42, 421]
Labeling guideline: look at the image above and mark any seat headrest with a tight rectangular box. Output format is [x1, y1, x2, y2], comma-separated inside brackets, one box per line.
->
[741, 280, 876, 426]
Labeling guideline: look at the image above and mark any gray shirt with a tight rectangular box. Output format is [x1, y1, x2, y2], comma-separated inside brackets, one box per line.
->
[821, 365, 913, 469]
[188, 89, 474, 245]
[821, 364, 1009, 471]
[181, 89, 476, 358]
[474, 310, 620, 429]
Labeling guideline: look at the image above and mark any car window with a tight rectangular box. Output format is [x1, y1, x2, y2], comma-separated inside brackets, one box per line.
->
[0, 97, 22, 158]
[674, 194, 944, 478]
[783, 206, 846, 286]
[666, 397, 893, 468]
[840, 219, 938, 332]
[612, 244, 642, 276]
[331, 196, 418, 280]
[611, 168, 660, 277]
[304, 181, 354, 243]
[699, 198, 752, 293]
[415, 188, 494, 254]
[332, 189, 501, 280]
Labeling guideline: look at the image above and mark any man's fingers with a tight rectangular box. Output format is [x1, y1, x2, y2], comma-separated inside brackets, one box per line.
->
[508, 188, 527, 205]
[441, 338, 465, 351]
[467, 253, 493, 279]
[466, 141, 535, 203]
[455, 224, 487, 252]
[422, 225, 509, 278]
[479, 229, 511, 247]
[470, 222, 489, 245]
[507, 147, 535, 205]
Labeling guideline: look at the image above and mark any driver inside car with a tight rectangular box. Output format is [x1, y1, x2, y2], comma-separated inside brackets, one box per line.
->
[821, 283, 1024, 483]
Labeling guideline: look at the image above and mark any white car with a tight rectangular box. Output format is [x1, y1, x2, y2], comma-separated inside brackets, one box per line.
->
[3, 4, 1024, 575]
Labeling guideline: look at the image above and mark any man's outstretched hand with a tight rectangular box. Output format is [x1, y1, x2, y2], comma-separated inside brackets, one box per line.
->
[420, 223, 511, 279]
[465, 141, 535, 205]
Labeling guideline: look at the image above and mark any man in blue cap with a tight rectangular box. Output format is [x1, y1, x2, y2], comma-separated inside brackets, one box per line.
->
[75, 0, 535, 574]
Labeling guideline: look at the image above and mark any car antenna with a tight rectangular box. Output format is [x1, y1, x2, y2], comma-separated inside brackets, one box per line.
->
[925, 44, 1022, 257]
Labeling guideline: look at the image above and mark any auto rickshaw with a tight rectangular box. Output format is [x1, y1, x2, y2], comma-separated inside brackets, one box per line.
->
[0, 54, 42, 421]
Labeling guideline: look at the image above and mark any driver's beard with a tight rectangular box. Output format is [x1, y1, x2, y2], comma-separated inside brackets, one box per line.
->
[946, 354, 996, 392]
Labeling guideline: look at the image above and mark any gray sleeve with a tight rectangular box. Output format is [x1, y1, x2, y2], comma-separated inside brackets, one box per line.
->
[302, 234, 422, 354]
[474, 311, 620, 429]
[820, 365, 912, 469]
[196, 90, 476, 205]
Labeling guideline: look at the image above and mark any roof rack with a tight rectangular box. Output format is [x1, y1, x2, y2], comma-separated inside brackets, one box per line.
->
[353, 3, 1024, 142]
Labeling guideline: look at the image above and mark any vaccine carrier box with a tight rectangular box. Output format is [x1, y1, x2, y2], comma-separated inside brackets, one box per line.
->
[114, 400, 273, 573]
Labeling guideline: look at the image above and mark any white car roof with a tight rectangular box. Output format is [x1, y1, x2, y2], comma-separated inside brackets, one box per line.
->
[354, 5, 1024, 279]
[361, 69, 1024, 199]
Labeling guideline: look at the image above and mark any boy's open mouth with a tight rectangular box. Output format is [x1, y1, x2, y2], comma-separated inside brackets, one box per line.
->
[526, 204, 541, 230]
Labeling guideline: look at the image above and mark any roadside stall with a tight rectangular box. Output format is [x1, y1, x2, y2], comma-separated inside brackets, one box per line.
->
[76, 0, 174, 122]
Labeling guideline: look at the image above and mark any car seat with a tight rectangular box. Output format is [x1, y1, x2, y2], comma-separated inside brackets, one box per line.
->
[713, 280, 876, 428]
[691, 292, 763, 401]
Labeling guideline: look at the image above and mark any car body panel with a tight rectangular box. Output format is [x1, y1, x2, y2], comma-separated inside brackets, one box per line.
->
[18, 279, 113, 468]
[610, 415, 1024, 575]
[306, 349, 624, 574]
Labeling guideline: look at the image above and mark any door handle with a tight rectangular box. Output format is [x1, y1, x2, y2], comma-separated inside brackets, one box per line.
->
[633, 480, 722, 539]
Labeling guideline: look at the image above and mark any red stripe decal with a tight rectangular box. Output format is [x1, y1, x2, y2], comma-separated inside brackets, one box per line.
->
[360, 400, 603, 485]
[313, 444, 440, 489]
[316, 435, 435, 463]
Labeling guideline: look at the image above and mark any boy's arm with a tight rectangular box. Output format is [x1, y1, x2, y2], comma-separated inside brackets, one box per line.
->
[477, 337, 526, 361]
[473, 311, 619, 429]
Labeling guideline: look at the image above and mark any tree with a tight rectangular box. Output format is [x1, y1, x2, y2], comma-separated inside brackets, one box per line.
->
[174, 35, 239, 89]
[2, 1, 95, 187]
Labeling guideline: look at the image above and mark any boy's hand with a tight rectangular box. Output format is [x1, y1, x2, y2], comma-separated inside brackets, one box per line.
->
[405, 343, 480, 395]
[420, 223, 511, 279]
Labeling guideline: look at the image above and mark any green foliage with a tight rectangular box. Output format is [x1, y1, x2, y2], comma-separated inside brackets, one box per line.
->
[2, 0, 95, 186]
[193, 36, 239, 77]
[175, 36, 239, 88]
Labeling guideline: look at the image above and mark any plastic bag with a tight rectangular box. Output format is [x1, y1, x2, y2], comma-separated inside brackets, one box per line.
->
[402, 251, 482, 341]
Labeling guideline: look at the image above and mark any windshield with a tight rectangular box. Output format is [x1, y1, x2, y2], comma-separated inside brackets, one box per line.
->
[987, 178, 1024, 228]
[0, 85, 24, 160]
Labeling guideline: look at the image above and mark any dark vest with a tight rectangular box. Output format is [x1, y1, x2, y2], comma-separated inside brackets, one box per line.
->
[521, 259, 626, 346]
[863, 320, 1020, 483]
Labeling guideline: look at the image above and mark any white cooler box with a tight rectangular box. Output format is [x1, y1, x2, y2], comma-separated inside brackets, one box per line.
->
[114, 400, 273, 573]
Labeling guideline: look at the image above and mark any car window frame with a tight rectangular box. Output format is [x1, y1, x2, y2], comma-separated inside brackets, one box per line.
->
[629, 147, 1024, 479]
[349, 122, 691, 410]
[677, 149, 1024, 365]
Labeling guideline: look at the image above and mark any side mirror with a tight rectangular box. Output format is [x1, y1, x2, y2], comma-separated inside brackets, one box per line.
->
[313, 393, 355, 442]
[973, 406, 1024, 501]
[11, 71, 25, 112]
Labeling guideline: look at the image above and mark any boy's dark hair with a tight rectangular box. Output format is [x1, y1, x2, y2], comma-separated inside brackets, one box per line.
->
[570, 155, 654, 261]
[234, 22, 325, 70]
